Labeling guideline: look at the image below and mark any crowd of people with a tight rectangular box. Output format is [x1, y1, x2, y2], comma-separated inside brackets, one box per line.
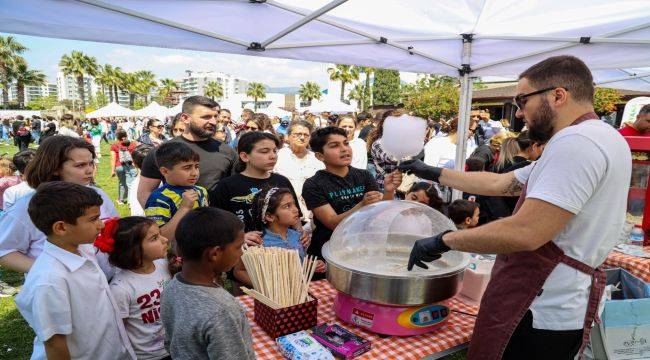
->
[0, 55, 643, 359]
[0, 94, 518, 359]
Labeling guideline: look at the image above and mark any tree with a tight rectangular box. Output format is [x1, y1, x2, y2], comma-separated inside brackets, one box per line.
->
[327, 64, 359, 103]
[13, 58, 46, 108]
[95, 64, 115, 102]
[347, 84, 366, 110]
[204, 80, 224, 100]
[59, 50, 98, 110]
[298, 81, 322, 105]
[0, 36, 27, 105]
[90, 91, 108, 109]
[402, 75, 459, 119]
[593, 87, 623, 116]
[134, 70, 157, 104]
[110, 65, 124, 104]
[26, 94, 58, 110]
[356, 66, 375, 109]
[246, 82, 266, 111]
[158, 78, 178, 105]
[372, 69, 401, 105]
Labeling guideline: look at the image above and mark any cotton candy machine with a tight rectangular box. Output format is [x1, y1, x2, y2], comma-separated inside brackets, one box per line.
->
[322, 201, 469, 336]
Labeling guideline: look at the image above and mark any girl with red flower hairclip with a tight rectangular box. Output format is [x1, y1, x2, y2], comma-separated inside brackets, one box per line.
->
[95, 216, 172, 359]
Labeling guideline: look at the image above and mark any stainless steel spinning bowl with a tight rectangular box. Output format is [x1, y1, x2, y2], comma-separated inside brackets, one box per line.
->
[323, 243, 467, 306]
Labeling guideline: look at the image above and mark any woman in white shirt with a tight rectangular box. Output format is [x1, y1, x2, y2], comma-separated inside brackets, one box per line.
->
[0, 135, 119, 275]
[274, 120, 324, 221]
[337, 115, 368, 170]
[424, 117, 477, 169]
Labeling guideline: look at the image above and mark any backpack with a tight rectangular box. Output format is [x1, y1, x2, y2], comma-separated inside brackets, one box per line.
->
[17, 124, 30, 137]
[118, 145, 133, 165]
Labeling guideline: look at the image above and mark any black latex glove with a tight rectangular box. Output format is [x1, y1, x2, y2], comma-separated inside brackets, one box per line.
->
[407, 230, 453, 271]
[398, 159, 443, 183]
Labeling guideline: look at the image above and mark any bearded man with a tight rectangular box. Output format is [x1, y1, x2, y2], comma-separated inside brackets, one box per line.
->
[137, 96, 238, 206]
[400, 55, 631, 360]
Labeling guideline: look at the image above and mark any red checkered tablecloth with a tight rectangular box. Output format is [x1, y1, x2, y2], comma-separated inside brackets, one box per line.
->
[237, 280, 479, 360]
[604, 247, 650, 282]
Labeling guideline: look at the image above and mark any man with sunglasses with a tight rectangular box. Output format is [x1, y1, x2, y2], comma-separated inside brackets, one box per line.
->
[400, 55, 631, 359]
[137, 96, 238, 207]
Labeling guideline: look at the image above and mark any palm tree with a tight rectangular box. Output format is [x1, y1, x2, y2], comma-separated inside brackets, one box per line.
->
[109, 66, 124, 104]
[135, 70, 157, 104]
[356, 66, 374, 109]
[59, 50, 98, 110]
[158, 78, 178, 105]
[13, 58, 46, 108]
[347, 84, 365, 110]
[299, 81, 322, 105]
[0, 36, 27, 105]
[246, 82, 266, 111]
[327, 64, 359, 103]
[204, 81, 224, 100]
[119, 72, 139, 108]
[95, 64, 113, 102]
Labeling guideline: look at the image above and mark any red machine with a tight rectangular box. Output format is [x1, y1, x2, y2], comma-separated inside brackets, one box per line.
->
[625, 136, 650, 246]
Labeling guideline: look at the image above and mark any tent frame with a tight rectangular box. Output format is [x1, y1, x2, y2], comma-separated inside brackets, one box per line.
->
[67, 0, 650, 197]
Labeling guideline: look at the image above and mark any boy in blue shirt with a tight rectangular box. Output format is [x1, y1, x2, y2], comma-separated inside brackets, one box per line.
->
[145, 142, 208, 241]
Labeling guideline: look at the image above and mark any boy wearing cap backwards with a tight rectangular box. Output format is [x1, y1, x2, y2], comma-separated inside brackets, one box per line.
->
[15, 182, 135, 360]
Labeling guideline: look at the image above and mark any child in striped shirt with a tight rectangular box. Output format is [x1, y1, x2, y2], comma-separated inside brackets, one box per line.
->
[145, 142, 208, 243]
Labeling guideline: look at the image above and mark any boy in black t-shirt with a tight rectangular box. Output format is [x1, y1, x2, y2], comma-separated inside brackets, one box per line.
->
[302, 127, 401, 261]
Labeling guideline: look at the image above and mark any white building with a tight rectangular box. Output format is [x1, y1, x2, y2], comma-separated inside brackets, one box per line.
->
[179, 70, 249, 101]
[0, 82, 58, 105]
[57, 71, 94, 107]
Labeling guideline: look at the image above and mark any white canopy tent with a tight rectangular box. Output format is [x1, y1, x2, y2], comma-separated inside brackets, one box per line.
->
[133, 101, 170, 120]
[85, 102, 135, 118]
[5, 0, 649, 197]
[303, 96, 357, 114]
[165, 102, 183, 117]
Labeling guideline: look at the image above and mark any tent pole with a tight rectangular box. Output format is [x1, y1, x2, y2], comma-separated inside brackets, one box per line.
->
[595, 71, 650, 85]
[473, 21, 650, 72]
[452, 74, 473, 201]
[260, 0, 348, 48]
[75, 0, 249, 47]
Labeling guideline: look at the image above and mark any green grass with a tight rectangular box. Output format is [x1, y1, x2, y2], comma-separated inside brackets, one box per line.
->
[0, 140, 126, 359]
[0, 140, 466, 360]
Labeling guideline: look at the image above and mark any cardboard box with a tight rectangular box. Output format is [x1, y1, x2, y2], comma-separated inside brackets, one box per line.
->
[589, 268, 650, 360]
[254, 294, 318, 339]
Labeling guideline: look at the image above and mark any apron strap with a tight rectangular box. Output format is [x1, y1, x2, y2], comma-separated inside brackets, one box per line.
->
[560, 255, 607, 359]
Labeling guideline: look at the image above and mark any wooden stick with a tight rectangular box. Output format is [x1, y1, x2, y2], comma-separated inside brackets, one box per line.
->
[240, 287, 281, 309]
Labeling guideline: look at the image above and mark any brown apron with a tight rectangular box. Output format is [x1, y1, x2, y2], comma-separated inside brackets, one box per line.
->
[467, 112, 606, 360]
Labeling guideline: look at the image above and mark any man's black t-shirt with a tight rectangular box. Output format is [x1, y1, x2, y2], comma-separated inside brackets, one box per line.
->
[140, 136, 237, 191]
[209, 173, 300, 232]
[358, 124, 374, 142]
[302, 167, 379, 258]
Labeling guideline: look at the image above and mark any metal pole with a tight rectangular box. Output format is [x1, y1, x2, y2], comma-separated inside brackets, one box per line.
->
[261, 0, 348, 48]
[451, 74, 473, 201]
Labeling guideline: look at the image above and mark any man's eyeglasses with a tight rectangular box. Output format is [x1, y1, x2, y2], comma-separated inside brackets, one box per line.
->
[154, 125, 164, 129]
[513, 87, 566, 110]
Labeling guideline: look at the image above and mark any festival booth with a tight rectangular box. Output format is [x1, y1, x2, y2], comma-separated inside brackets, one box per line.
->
[85, 102, 136, 118]
[133, 101, 170, 120]
[4, 1, 650, 358]
[304, 96, 357, 114]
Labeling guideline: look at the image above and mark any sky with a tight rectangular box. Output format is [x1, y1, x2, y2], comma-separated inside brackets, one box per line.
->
[2, 32, 419, 88]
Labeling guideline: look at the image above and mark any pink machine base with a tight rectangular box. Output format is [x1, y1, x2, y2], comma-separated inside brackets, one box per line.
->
[333, 292, 450, 336]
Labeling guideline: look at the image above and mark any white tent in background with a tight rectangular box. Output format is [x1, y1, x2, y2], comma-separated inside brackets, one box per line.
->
[134, 101, 170, 120]
[4, 0, 650, 196]
[305, 97, 357, 114]
[263, 104, 292, 118]
[166, 102, 183, 117]
[85, 102, 135, 118]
